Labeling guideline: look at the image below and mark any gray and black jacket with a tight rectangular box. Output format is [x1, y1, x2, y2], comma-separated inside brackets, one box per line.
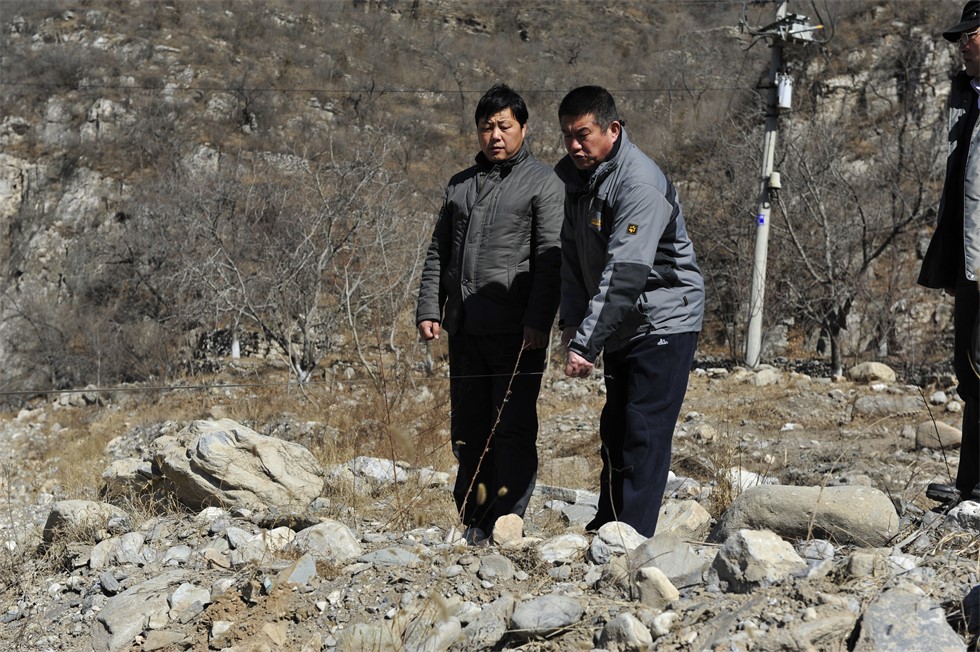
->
[416, 144, 563, 336]
[556, 129, 704, 362]
[919, 70, 980, 289]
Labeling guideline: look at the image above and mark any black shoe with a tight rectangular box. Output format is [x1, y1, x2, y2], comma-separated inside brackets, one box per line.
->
[584, 518, 608, 533]
[971, 484, 980, 502]
[927, 483, 962, 504]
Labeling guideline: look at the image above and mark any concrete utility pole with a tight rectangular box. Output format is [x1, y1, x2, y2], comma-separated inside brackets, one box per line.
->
[744, 1, 821, 368]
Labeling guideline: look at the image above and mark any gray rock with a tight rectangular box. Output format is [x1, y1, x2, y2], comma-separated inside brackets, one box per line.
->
[655, 500, 712, 540]
[750, 366, 781, 386]
[595, 612, 654, 651]
[852, 395, 925, 417]
[915, 421, 962, 449]
[359, 546, 422, 567]
[848, 362, 896, 383]
[557, 502, 598, 525]
[589, 538, 614, 565]
[946, 500, 980, 530]
[635, 566, 679, 610]
[162, 545, 192, 566]
[725, 466, 778, 492]
[533, 484, 599, 506]
[92, 571, 186, 652]
[594, 522, 647, 556]
[99, 572, 122, 595]
[491, 514, 523, 545]
[854, 586, 965, 651]
[276, 553, 318, 587]
[461, 595, 514, 650]
[348, 455, 408, 484]
[628, 533, 710, 588]
[289, 519, 363, 563]
[114, 532, 155, 566]
[711, 485, 899, 547]
[537, 533, 589, 564]
[478, 554, 515, 582]
[510, 595, 584, 638]
[711, 529, 807, 593]
[42, 500, 129, 544]
[90, 533, 156, 570]
[224, 526, 254, 550]
[100, 458, 155, 502]
[797, 539, 835, 578]
[168, 582, 210, 624]
[151, 418, 324, 511]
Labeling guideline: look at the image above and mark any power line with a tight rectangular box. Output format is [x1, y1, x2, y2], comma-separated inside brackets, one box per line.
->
[0, 80, 760, 94]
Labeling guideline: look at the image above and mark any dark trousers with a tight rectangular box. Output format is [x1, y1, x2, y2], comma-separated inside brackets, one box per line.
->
[589, 331, 699, 538]
[448, 332, 545, 533]
[954, 277, 980, 495]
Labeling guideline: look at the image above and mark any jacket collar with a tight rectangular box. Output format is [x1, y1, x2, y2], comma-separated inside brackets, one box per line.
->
[475, 142, 530, 171]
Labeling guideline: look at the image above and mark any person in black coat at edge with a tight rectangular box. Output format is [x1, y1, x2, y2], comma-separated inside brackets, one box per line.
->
[922, 1, 980, 505]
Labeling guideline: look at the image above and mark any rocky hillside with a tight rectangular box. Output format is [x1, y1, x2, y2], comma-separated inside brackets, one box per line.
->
[0, 0, 959, 395]
[0, 360, 977, 650]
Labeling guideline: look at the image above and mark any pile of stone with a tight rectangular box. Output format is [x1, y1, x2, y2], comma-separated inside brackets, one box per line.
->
[1, 416, 971, 651]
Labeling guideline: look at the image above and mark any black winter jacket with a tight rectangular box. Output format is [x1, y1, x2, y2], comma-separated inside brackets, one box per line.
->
[416, 144, 564, 335]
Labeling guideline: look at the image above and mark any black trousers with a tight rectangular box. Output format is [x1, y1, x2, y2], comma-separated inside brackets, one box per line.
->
[589, 331, 699, 538]
[448, 332, 546, 533]
[953, 277, 980, 496]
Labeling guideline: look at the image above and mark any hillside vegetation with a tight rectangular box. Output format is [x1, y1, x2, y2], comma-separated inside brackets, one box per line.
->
[0, 0, 955, 396]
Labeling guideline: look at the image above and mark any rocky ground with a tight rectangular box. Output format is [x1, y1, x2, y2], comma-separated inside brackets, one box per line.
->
[0, 360, 977, 651]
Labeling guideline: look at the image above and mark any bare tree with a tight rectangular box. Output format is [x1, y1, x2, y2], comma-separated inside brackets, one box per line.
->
[765, 32, 944, 374]
[116, 133, 419, 382]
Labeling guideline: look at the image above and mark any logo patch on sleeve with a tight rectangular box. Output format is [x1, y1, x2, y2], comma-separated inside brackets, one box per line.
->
[627, 224, 639, 234]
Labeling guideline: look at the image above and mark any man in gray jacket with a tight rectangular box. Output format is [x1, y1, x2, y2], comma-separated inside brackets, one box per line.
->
[416, 84, 563, 542]
[557, 86, 704, 537]
[921, 1, 980, 505]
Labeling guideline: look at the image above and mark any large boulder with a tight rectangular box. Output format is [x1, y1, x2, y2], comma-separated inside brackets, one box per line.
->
[151, 419, 325, 511]
[711, 485, 899, 547]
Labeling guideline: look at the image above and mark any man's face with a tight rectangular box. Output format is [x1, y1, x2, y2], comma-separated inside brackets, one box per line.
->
[477, 108, 526, 163]
[962, 28, 980, 77]
[560, 114, 621, 172]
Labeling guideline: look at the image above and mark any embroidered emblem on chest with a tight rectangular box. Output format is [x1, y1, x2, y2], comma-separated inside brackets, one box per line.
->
[627, 224, 639, 234]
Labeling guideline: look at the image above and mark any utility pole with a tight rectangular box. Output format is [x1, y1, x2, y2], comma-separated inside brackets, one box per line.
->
[744, 1, 821, 368]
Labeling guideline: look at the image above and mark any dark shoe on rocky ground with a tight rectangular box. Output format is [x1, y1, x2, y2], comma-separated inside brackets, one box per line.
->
[463, 527, 488, 546]
[926, 483, 962, 504]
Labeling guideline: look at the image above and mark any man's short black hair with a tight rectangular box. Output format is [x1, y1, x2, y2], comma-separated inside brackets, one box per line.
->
[558, 86, 622, 129]
[475, 84, 529, 126]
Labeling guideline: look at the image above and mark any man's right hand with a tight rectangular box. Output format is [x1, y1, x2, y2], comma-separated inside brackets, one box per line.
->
[418, 320, 441, 341]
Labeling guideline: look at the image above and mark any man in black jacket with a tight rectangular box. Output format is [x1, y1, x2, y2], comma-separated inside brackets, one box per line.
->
[416, 85, 563, 542]
[922, 1, 980, 505]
